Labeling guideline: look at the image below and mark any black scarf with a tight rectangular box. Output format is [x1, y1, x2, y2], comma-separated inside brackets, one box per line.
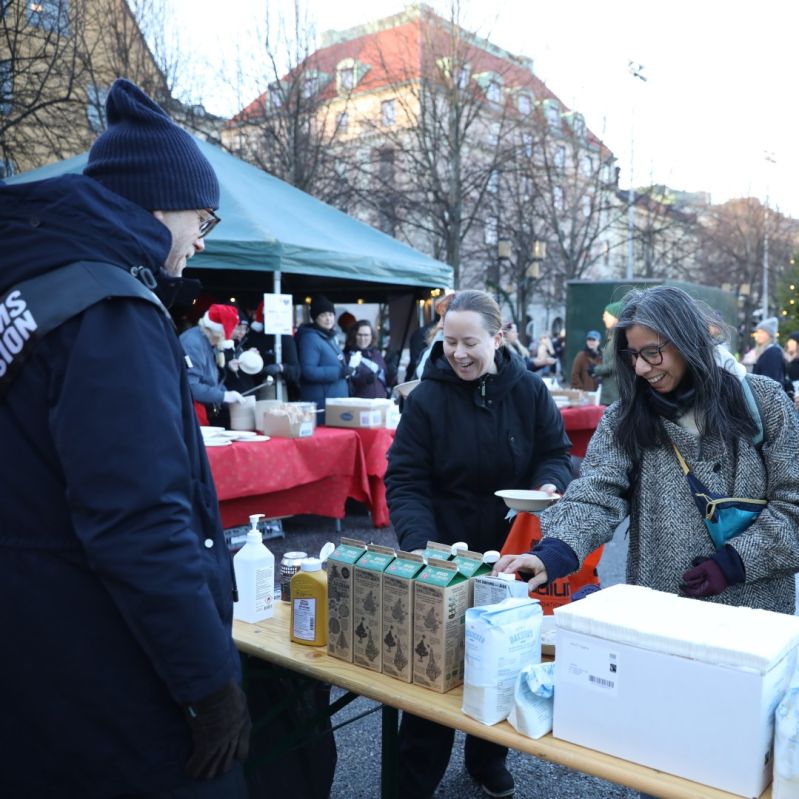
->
[643, 371, 697, 422]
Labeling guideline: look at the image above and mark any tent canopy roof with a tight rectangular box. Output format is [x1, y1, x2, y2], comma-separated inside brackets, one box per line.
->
[8, 138, 453, 291]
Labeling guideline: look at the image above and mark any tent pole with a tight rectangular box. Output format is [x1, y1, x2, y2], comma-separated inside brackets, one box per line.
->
[273, 270, 283, 401]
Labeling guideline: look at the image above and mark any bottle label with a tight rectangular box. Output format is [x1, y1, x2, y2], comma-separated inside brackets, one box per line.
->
[293, 597, 317, 641]
[254, 566, 274, 613]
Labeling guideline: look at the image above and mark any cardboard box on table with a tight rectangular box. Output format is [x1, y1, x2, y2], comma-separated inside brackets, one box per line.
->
[327, 538, 368, 662]
[256, 400, 317, 438]
[352, 544, 396, 672]
[325, 398, 399, 430]
[412, 558, 470, 693]
[553, 584, 799, 798]
[381, 552, 425, 683]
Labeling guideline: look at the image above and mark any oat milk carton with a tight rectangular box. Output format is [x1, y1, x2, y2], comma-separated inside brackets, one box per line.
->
[352, 545, 395, 672]
[381, 552, 425, 683]
[327, 538, 367, 662]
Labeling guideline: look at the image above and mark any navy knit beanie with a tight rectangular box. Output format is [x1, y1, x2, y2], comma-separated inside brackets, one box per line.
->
[84, 79, 219, 211]
[310, 295, 335, 320]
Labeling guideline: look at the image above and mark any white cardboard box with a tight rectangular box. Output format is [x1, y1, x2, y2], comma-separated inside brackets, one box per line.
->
[325, 398, 399, 429]
[553, 584, 799, 798]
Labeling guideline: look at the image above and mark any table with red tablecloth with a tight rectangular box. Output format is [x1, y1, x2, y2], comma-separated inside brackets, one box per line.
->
[350, 427, 395, 528]
[560, 404, 606, 458]
[205, 426, 372, 528]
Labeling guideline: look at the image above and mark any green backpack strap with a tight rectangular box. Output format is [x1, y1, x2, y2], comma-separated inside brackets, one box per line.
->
[741, 373, 765, 449]
[0, 260, 169, 399]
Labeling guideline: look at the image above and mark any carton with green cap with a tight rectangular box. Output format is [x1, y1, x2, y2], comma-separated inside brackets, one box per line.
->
[412, 558, 469, 693]
[381, 551, 426, 682]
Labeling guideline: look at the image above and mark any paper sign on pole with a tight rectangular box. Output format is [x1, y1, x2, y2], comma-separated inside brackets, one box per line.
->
[262, 293, 293, 336]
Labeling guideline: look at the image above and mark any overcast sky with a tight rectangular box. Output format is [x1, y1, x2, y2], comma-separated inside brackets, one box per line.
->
[169, 0, 799, 218]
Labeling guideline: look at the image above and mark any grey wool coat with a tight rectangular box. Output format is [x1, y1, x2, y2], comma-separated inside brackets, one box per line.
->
[541, 374, 799, 614]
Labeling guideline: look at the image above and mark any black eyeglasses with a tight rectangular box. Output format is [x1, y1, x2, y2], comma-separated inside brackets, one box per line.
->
[197, 209, 221, 238]
[620, 341, 669, 367]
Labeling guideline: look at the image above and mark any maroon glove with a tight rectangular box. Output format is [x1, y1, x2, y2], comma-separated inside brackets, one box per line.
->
[680, 557, 728, 598]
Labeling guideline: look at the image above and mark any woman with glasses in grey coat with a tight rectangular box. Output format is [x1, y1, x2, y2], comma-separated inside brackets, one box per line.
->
[496, 285, 799, 615]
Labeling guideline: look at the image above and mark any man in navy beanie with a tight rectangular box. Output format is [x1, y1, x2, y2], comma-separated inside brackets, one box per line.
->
[0, 80, 250, 798]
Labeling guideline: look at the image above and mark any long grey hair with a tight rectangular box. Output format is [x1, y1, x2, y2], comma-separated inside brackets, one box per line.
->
[612, 285, 756, 458]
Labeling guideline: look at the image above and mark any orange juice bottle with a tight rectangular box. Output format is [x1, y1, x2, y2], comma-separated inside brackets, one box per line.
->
[290, 558, 328, 646]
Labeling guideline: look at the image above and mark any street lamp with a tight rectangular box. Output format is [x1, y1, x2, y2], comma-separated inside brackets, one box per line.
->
[626, 61, 647, 281]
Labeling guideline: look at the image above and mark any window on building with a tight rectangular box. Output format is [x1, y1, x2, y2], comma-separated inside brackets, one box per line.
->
[85, 83, 108, 133]
[517, 94, 532, 115]
[269, 85, 282, 109]
[338, 66, 354, 93]
[336, 111, 349, 133]
[457, 64, 471, 90]
[572, 114, 585, 136]
[581, 154, 594, 176]
[484, 217, 498, 245]
[27, 0, 70, 34]
[0, 60, 12, 116]
[546, 102, 560, 127]
[522, 131, 534, 158]
[486, 81, 502, 104]
[381, 98, 396, 127]
[302, 74, 317, 99]
[0, 156, 16, 179]
[553, 186, 564, 210]
[487, 170, 499, 194]
[553, 145, 566, 169]
[583, 195, 592, 217]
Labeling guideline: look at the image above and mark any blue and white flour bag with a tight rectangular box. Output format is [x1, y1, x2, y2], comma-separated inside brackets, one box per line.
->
[462, 597, 542, 725]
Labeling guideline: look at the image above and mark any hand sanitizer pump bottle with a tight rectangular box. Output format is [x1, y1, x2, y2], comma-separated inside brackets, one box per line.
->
[233, 513, 274, 623]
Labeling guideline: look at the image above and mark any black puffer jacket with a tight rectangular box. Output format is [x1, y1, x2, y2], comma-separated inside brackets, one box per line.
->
[386, 343, 572, 553]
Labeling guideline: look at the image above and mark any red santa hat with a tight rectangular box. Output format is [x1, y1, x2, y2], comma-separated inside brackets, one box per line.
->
[202, 304, 239, 346]
[251, 300, 265, 332]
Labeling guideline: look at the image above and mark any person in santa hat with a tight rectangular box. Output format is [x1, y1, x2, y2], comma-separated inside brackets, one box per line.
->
[180, 303, 245, 424]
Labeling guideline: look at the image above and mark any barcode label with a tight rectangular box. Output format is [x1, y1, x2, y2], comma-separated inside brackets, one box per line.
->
[562, 637, 620, 696]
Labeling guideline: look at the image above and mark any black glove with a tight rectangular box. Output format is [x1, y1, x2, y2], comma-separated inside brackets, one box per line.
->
[586, 363, 595, 377]
[184, 680, 251, 780]
[263, 363, 282, 378]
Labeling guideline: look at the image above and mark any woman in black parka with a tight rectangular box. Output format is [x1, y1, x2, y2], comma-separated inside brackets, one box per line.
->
[385, 289, 572, 799]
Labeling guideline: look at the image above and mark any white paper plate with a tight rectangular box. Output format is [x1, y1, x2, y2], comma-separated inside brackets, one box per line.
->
[494, 489, 560, 512]
[200, 426, 225, 434]
[204, 438, 232, 447]
[238, 435, 271, 442]
[219, 430, 258, 440]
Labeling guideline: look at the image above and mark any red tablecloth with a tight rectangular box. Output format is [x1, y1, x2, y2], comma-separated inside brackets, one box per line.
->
[560, 404, 606, 458]
[206, 427, 371, 527]
[350, 427, 395, 528]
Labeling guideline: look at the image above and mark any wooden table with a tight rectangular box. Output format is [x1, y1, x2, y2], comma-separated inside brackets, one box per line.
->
[234, 604, 770, 799]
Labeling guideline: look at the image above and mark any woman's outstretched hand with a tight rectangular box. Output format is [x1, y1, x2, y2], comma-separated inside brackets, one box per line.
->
[492, 553, 548, 591]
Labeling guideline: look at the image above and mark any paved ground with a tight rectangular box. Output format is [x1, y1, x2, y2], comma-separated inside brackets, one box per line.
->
[249, 508, 637, 799]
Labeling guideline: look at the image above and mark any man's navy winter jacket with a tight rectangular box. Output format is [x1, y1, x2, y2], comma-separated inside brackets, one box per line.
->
[0, 175, 240, 797]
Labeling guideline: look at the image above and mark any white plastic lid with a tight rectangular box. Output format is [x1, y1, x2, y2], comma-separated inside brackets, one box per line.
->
[497, 572, 516, 582]
[301, 557, 322, 572]
[451, 541, 469, 555]
[319, 542, 335, 562]
[482, 550, 501, 564]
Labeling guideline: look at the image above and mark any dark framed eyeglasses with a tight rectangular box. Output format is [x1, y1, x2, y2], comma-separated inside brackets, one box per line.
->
[620, 341, 670, 367]
[197, 209, 221, 238]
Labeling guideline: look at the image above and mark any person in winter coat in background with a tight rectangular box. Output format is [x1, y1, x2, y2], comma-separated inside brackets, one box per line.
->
[592, 300, 623, 404]
[0, 79, 249, 798]
[241, 299, 302, 400]
[180, 303, 245, 425]
[344, 320, 389, 398]
[752, 316, 786, 386]
[571, 330, 603, 391]
[495, 286, 799, 617]
[296, 294, 349, 421]
[386, 289, 572, 799]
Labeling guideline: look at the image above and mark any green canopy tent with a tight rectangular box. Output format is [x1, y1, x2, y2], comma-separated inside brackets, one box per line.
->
[8, 137, 453, 350]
